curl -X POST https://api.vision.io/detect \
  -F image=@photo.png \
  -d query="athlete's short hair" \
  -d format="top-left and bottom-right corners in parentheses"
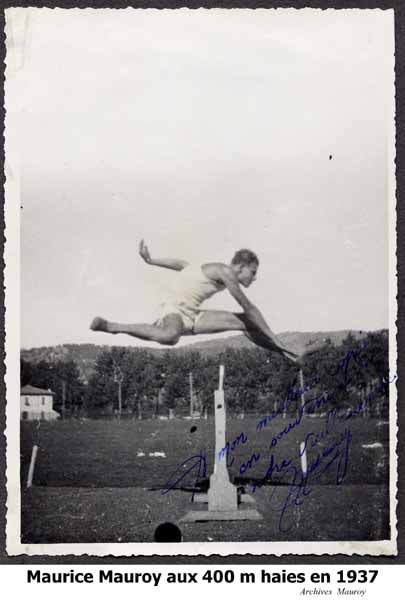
top-left (231, 249), bottom-right (259, 267)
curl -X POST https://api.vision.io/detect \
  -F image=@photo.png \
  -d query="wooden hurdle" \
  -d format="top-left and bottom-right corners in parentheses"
top-left (181, 365), bottom-right (262, 522)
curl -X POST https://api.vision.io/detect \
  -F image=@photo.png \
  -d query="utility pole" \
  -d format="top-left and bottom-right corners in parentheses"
top-left (189, 371), bottom-right (194, 418)
top-left (61, 380), bottom-right (66, 420)
top-left (155, 372), bottom-right (165, 420)
top-left (113, 362), bottom-right (124, 419)
top-left (137, 394), bottom-right (142, 420)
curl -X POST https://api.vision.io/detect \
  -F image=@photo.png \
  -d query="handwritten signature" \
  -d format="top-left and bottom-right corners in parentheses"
top-left (259, 426), bottom-right (352, 532)
top-left (249, 405), bottom-right (352, 531)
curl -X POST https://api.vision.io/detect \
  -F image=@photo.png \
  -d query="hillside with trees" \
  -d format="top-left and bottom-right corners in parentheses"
top-left (20, 330), bottom-right (391, 419)
top-left (21, 329), bottom-right (372, 382)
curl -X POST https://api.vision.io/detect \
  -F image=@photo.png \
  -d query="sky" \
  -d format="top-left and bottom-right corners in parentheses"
top-left (5, 8), bottom-right (395, 349)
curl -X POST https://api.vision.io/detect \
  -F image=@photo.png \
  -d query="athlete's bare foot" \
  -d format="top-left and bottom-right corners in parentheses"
top-left (90, 316), bottom-right (109, 332)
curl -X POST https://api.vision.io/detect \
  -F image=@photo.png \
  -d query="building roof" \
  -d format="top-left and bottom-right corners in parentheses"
top-left (21, 384), bottom-right (55, 396)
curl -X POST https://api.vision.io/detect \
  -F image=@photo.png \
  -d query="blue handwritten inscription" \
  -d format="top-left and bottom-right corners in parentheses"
top-left (162, 344), bottom-right (395, 533)
top-left (218, 431), bottom-right (248, 467)
top-left (251, 400), bottom-right (353, 533)
top-left (162, 451), bottom-right (207, 500)
top-left (256, 374), bottom-right (321, 433)
top-left (239, 451), bottom-right (261, 475)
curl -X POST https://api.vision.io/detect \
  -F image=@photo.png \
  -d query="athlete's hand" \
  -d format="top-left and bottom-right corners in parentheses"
top-left (283, 348), bottom-right (302, 366)
top-left (139, 239), bottom-right (152, 264)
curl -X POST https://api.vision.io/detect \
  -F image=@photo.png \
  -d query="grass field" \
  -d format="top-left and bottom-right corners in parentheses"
top-left (20, 413), bottom-right (390, 544)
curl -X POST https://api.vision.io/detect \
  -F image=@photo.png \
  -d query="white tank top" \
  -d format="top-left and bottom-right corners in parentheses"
top-left (169, 264), bottom-right (225, 310)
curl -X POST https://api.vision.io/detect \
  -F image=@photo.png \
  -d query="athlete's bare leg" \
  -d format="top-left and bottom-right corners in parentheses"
top-left (193, 310), bottom-right (299, 362)
top-left (90, 314), bottom-right (184, 346)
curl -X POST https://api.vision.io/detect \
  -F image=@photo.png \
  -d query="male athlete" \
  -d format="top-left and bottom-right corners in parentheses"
top-left (90, 240), bottom-right (300, 363)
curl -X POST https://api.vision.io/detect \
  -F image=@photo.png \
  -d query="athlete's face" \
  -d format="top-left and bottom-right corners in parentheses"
top-left (238, 262), bottom-right (258, 288)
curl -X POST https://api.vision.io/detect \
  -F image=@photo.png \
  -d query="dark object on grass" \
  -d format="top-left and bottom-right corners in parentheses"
top-left (154, 522), bottom-right (182, 543)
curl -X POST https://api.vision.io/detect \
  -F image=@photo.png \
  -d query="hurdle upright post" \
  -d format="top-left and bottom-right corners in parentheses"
top-left (207, 365), bottom-right (238, 512)
top-left (219, 364), bottom-right (224, 391)
top-left (181, 364), bottom-right (262, 522)
top-left (299, 368), bottom-right (308, 477)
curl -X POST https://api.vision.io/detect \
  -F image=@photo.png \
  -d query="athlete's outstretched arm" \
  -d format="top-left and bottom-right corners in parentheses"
top-left (139, 240), bottom-right (189, 271)
top-left (212, 264), bottom-right (298, 361)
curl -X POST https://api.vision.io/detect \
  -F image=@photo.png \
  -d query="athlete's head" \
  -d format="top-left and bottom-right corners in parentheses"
top-left (231, 249), bottom-right (259, 288)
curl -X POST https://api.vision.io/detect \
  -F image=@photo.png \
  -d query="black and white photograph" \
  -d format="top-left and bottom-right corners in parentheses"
top-left (4, 7), bottom-right (397, 555)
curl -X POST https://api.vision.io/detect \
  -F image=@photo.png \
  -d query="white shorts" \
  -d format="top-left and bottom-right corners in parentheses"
top-left (154, 302), bottom-right (203, 335)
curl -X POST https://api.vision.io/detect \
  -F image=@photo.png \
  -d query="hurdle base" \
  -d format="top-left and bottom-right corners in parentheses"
top-left (192, 492), bottom-right (256, 505)
top-left (180, 508), bottom-right (262, 522)
top-left (181, 492), bottom-right (263, 522)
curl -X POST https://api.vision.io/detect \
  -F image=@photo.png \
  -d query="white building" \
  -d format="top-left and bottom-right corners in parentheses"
top-left (20, 385), bottom-right (59, 421)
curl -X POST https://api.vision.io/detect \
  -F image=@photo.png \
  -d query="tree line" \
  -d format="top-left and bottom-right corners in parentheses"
top-left (20, 331), bottom-right (391, 418)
